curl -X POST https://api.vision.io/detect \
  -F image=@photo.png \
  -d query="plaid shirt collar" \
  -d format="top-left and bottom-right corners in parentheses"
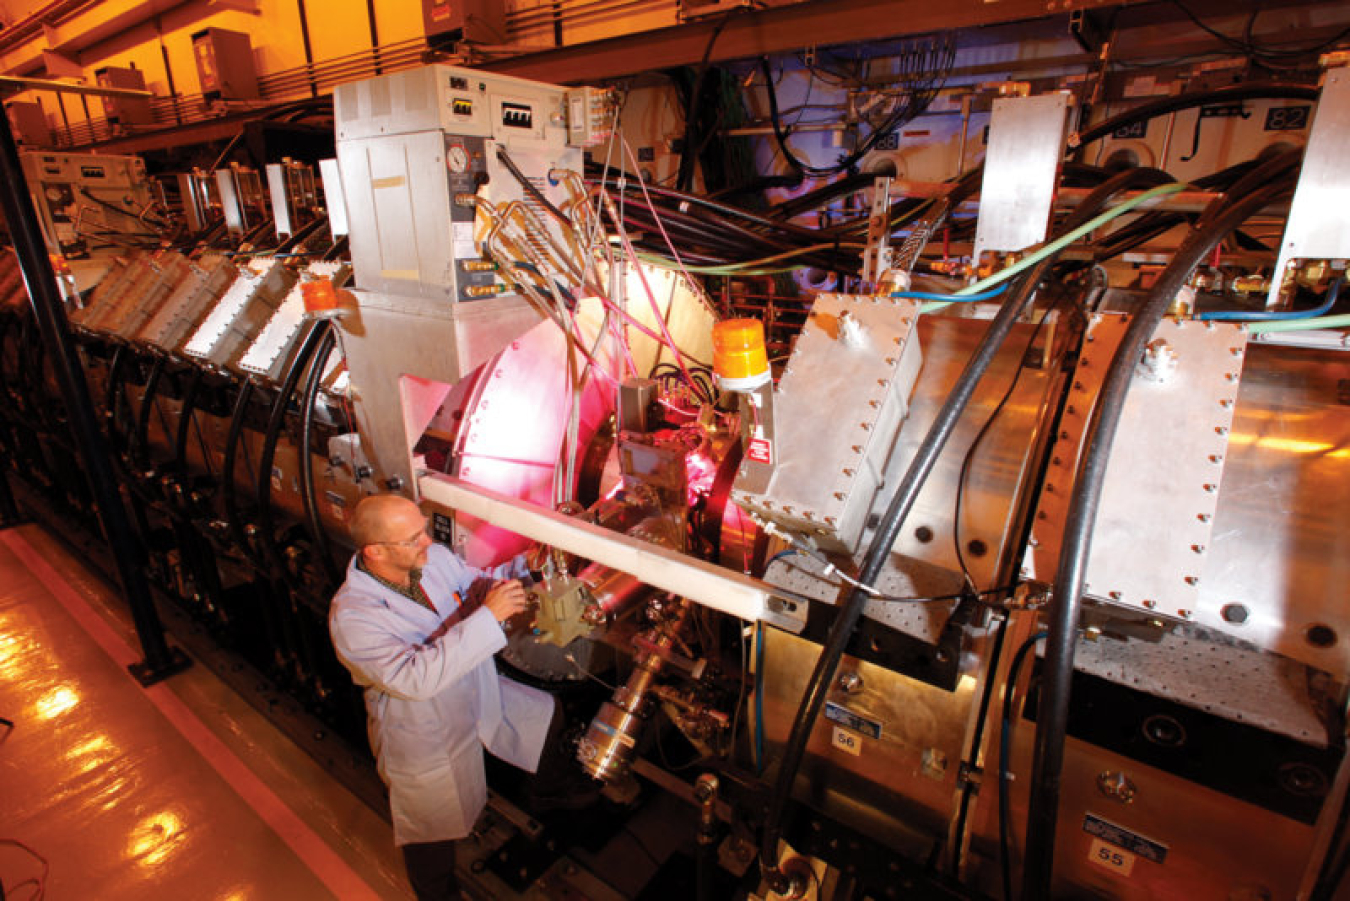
top-left (356, 556), bottom-right (434, 612)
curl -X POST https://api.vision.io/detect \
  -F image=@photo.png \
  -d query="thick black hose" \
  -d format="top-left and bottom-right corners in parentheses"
top-left (758, 165), bottom-right (1167, 891)
top-left (256, 320), bottom-right (329, 578)
top-left (1020, 161), bottom-right (1299, 897)
top-left (173, 365), bottom-right (204, 485)
top-left (298, 326), bottom-right (342, 587)
top-left (999, 630), bottom-right (1048, 901)
top-left (759, 270), bottom-right (1036, 891)
top-left (131, 355), bottom-right (166, 471)
top-left (1074, 82), bottom-right (1319, 150)
top-left (497, 147), bottom-right (571, 226)
top-left (222, 378), bottom-right (258, 561)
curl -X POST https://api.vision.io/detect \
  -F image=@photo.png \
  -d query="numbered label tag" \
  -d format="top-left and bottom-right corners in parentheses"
top-left (831, 727), bottom-right (862, 756)
top-left (1088, 838), bottom-right (1136, 877)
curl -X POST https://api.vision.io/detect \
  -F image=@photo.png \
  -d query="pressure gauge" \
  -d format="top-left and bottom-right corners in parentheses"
top-left (447, 144), bottom-right (470, 174)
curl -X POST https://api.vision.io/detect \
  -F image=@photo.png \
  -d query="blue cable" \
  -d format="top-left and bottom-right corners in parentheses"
top-left (890, 282), bottom-right (1011, 302)
top-left (1198, 278), bottom-right (1342, 321)
top-left (767, 549), bottom-right (797, 565)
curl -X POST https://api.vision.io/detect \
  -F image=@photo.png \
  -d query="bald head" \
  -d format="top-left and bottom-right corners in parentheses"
top-left (349, 494), bottom-right (424, 549)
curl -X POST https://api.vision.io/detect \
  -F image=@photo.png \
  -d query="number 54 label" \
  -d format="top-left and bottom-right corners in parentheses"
top-left (1088, 838), bottom-right (1136, 877)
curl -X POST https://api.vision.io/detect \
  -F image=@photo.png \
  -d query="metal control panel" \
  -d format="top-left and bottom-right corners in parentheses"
top-left (334, 65), bottom-right (587, 301)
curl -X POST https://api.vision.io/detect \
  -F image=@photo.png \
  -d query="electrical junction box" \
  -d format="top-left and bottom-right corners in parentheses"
top-left (18, 151), bottom-right (153, 259)
top-left (191, 28), bottom-right (259, 101)
top-left (95, 65), bottom-right (152, 127)
top-left (423, 0), bottom-right (506, 46)
top-left (731, 294), bottom-right (923, 554)
top-left (6, 101), bottom-right (50, 146)
top-left (334, 65), bottom-right (599, 302)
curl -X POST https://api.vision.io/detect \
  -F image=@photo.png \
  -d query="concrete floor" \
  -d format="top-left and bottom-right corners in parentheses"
top-left (0, 524), bottom-right (411, 900)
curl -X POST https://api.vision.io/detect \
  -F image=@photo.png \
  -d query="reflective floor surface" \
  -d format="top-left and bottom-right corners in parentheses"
top-left (0, 524), bottom-right (411, 900)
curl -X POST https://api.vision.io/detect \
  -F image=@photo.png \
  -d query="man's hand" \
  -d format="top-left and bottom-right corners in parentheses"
top-left (484, 579), bottom-right (531, 623)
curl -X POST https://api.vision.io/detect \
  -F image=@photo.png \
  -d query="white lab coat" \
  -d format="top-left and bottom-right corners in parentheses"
top-left (329, 543), bottom-right (554, 845)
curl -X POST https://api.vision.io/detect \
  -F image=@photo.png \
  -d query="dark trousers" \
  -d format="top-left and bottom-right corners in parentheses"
top-left (402, 839), bottom-right (460, 901)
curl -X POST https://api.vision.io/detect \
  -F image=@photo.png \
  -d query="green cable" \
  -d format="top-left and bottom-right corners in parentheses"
top-left (638, 241), bottom-right (868, 275)
top-left (918, 181), bottom-right (1190, 315)
top-left (1245, 313), bottom-right (1350, 335)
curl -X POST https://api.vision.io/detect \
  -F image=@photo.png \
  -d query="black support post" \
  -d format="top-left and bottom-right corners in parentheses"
top-left (0, 462), bottom-right (20, 527)
top-left (0, 99), bottom-right (189, 685)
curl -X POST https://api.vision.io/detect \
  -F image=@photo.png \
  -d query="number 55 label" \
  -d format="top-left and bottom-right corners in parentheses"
top-left (1088, 838), bottom-right (1136, 877)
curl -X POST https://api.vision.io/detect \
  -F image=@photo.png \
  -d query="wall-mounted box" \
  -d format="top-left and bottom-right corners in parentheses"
top-left (95, 65), bottom-right (152, 126)
top-left (191, 28), bottom-right (259, 101)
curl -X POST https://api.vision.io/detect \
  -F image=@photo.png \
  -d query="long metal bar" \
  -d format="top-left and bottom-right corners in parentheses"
top-left (419, 474), bottom-right (782, 626)
top-left (0, 75), bottom-right (152, 100)
top-left (0, 96), bottom-right (188, 685)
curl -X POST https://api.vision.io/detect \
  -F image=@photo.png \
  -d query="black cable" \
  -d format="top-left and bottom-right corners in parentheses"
top-left (1074, 82), bottom-right (1319, 151)
top-left (757, 161), bottom-right (1169, 891)
top-left (497, 147), bottom-right (570, 226)
top-left (999, 629), bottom-right (1048, 901)
top-left (1021, 156), bottom-right (1300, 899)
top-left (1169, 0), bottom-right (1350, 61)
top-left (759, 39), bottom-right (954, 179)
top-left (952, 165), bottom-right (1172, 588)
top-left (0, 837), bottom-right (48, 900)
top-left (130, 355), bottom-right (165, 471)
top-left (677, 8), bottom-right (741, 193)
top-left (953, 301), bottom-right (1060, 590)
top-left (172, 364), bottom-right (203, 485)
top-left (298, 325), bottom-right (342, 587)
top-left (222, 378), bottom-right (258, 562)
top-left (759, 273), bottom-right (1036, 894)
top-left (256, 320), bottom-right (329, 585)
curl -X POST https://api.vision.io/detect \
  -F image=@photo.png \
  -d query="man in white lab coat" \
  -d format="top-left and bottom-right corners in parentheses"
top-left (329, 494), bottom-right (555, 900)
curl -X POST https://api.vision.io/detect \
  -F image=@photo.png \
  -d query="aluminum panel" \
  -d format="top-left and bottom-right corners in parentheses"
top-left (1267, 67), bottom-right (1350, 309)
top-left (318, 159), bottom-right (348, 238)
top-left (135, 256), bottom-right (237, 353)
top-left (73, 254), bottom-right (144, 329)
top-left (1025, 315), bottom-right (1242, 622)
top-left (1194, 342), bottom-right (1350, 674)
top-left (972, 92), bottom-right (1070, 263)
top-left (731, 293), bottom-right (922, 553)
top-left (339, 130), bottom-right (454, 298)
top-left (238, 262), bottom-right (351, 381)
top-left (103, 253), bottom-right (194, 339)
top-left (182, 258), bottom-right (297, 370)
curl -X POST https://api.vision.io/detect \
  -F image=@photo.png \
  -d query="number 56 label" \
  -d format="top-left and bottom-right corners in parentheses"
top-left (1089, 838), bottom-right (1136, 877)
top-left (831, 727), bottom-right (861, 756)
